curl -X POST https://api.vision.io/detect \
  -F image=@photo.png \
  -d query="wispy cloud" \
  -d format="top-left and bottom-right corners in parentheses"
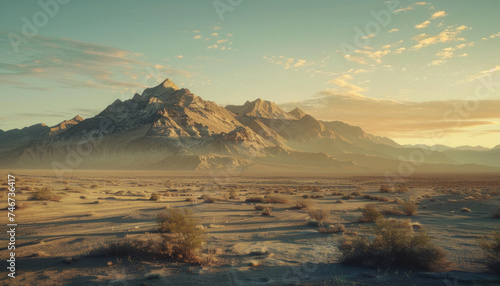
top-left (0, 31), bottom-right (192, 92)
top-left (430, 11), bottom-right (447, 19)
top-left (415, 20), bottom-right (431, 29)
top-left (412, 25), bottom-right (469, 50)
top-left (281, 90), bottom-right (500, 138)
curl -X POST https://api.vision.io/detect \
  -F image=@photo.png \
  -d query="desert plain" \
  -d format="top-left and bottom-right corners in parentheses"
top-left (0, 170), bottom-right (499, 286)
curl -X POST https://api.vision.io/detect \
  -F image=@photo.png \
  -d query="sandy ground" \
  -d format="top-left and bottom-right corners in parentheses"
top-left (0, 170), bottom-right (499, 285)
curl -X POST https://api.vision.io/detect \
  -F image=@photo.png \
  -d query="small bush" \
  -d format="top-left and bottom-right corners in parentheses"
top-left (319, 224), bottom-right (346, 234)
top-left (261, 207), bottom-right (272, 216)
top-left (229, 190), bottom-right (239, 200)
top-left (399, 200), bottom-right (419, 216)
top-left (379, 185), bottom-right (394, 193)
top-left (479, 231), bottom-right (500, 273)
top-left (396, 185), bottom-right (409, 193)
top-left (150, 193), bottom-right (161, 201)
top-left (157, 209), bottom-right (206, 262)
top-left (359, 204), bottom-right (383, 222)
top-left (203, 195), bottom-right (217, 203)
top-left (381, 207), bottom-right (404, 216)
top-left (245, 196), bottom-right (266, 203)
top-left (339, 219), bottom-right (450, 271)
top-left (254, 204), bottom-right (265, 211)
top-left (342, 195), bottom-right (356, 200)
top-left (308, 209), bottom-right (330, 226)
top-left (29, 187), bottom-right (63, 201)
top-left (292, 198), bottom-right (312, 209)
top-left (266, 195), bottom-right (288, 204)
top-left (88, 237), bottom-right (162, 258)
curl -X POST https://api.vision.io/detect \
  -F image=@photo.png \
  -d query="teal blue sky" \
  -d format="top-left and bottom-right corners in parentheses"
top-left (1, 0), bottom-right (499, 147)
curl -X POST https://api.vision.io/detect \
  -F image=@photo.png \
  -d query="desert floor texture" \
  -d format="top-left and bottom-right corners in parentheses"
top-left (0, 170), bottom-right (499, 285)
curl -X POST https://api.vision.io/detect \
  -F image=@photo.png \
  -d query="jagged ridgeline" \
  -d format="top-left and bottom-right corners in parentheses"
top-left (1, 79), bottom-right (499, 172)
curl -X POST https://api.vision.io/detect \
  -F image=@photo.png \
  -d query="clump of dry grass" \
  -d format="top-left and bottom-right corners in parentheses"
top-left (379, 185), bottom-right (394, 193)
top-left (266, 195), bottom-right (288, 204)
top-left (342, 194), bottom-right (356, 200)
top-left (478, 231), bottom-right (500, 273)
top-left (254, 204), bottom-right (264, 211)
top-left (245, 196), bottom-right (266, 203)
top-left (399, 200), bottom-right (419, 216)
top-left (203, 195), bottom-right (217, 203)
top-left (229, 190), bottom-right (239, 200)
top-left (396, 185), bottom-right (409, 193)
top-left (87, 237), bottom-right (162, 259)
top-left (339, 219), bottom-right (450, 271)
top-left (150, 193), bottom-right (161, 201)
top-left (308, 209), bottom-right (330, 226)
top-left (29, 187), bottom-right (63, 202)
top-left (319, 224), bottom-right (346, 234)
top-left (359, 204), bottom-right (383, 223)
top-left (261, 206), bottom-right (273, 216)
top-left (381, 207), bottom-right (404, 216)
top-left (292, 198), bottom-right (312, 209)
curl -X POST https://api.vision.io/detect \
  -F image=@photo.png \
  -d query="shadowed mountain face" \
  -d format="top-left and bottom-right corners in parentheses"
top-left (1, 79), bottom-right (499, 172)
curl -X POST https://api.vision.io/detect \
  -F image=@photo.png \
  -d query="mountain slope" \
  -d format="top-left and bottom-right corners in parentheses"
top-left (0, 78), bottom-right (497, 172)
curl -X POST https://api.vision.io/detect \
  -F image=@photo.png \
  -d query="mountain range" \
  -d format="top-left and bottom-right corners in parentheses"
top-left (1, 79), bottom-right (499, 174)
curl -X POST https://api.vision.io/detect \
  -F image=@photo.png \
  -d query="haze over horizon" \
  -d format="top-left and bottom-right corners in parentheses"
top-left (1, 0), bottom-right (499, 148)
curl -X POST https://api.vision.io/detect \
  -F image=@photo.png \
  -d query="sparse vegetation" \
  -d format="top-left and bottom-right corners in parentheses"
top-left (157, 209), bottom-right (206, 262)
top-left (150, 193), bottom-right (161, 201)
top-left (261, 206), bottom-right (273, 216)
top-left (479, 231), bottom-right (500, 273)
top-left (245, 196), bottom-right (266, 203)
top-left (339, 218), bottom-right (450, 271)
top-left (308, 209), bottom-right (330, 226)
top-left (319, 224), bottom-right (346, 234)
top-left (399, 200), bottom-right (419, 216)
top-left (29, 187), bottom-right (63, 202)
top-left (379, 185), bottom-right (394, 193)
top-left (254, 204), bottom-right (265, 211)
top-left (292, 198), bottom-right (312, 209)
top-left (359, 204), bottom-right (383, 222)
top-left (203, 195), bottom-right (217, 203)
top-left (266, 195), bottom-right (288, 204)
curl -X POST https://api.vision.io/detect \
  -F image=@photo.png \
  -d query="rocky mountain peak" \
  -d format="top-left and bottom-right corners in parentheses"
top-left (226, 98), bottom-right (295, 120)
top-left (289, 107), bottom-right (307, 119)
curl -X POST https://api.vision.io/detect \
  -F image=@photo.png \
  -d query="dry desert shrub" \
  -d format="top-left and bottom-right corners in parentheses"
top-left (261, 206), bottom-right (273, 216)
top-left (339, 218), bottom-right (450, 271)
top-left (359, 204), bottom-right (383, 223)
top-left (150, 193), bottom-right (161, 201)
top-left (203, 195), bottom-right (217, 203)
top-left (229, 190), bottom-right (239, 200)
top-left (292, 198), bottom-right (312, 209)
top-left (479, 231), bottom-right (500, 273)
top-left (245, 196), bottom-right (266, 203)
top-left (88, 236), bottom-right (162, 259)
top-left (379, 185), bottom-right (394, 193)
top-left (29, 187), bottom-right (63, 202)
top-left (399, 200), bottom-right (419, 216)
top-left (266, 195), bottom-right (288, 204)
top-left (308, 209), bottom-right (330, 226)
top-left (157, 209), bottom-right (206, 262)
top-left (396, 185), bottom-right (409, 193)
top-left (319, 224), bottom-right (346, 234)
top-left (254, 204), bottom-right (265, 211)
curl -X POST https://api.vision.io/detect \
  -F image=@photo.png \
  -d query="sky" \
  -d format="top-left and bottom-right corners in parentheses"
top-left (1, 0), bottom-right (499, 147)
